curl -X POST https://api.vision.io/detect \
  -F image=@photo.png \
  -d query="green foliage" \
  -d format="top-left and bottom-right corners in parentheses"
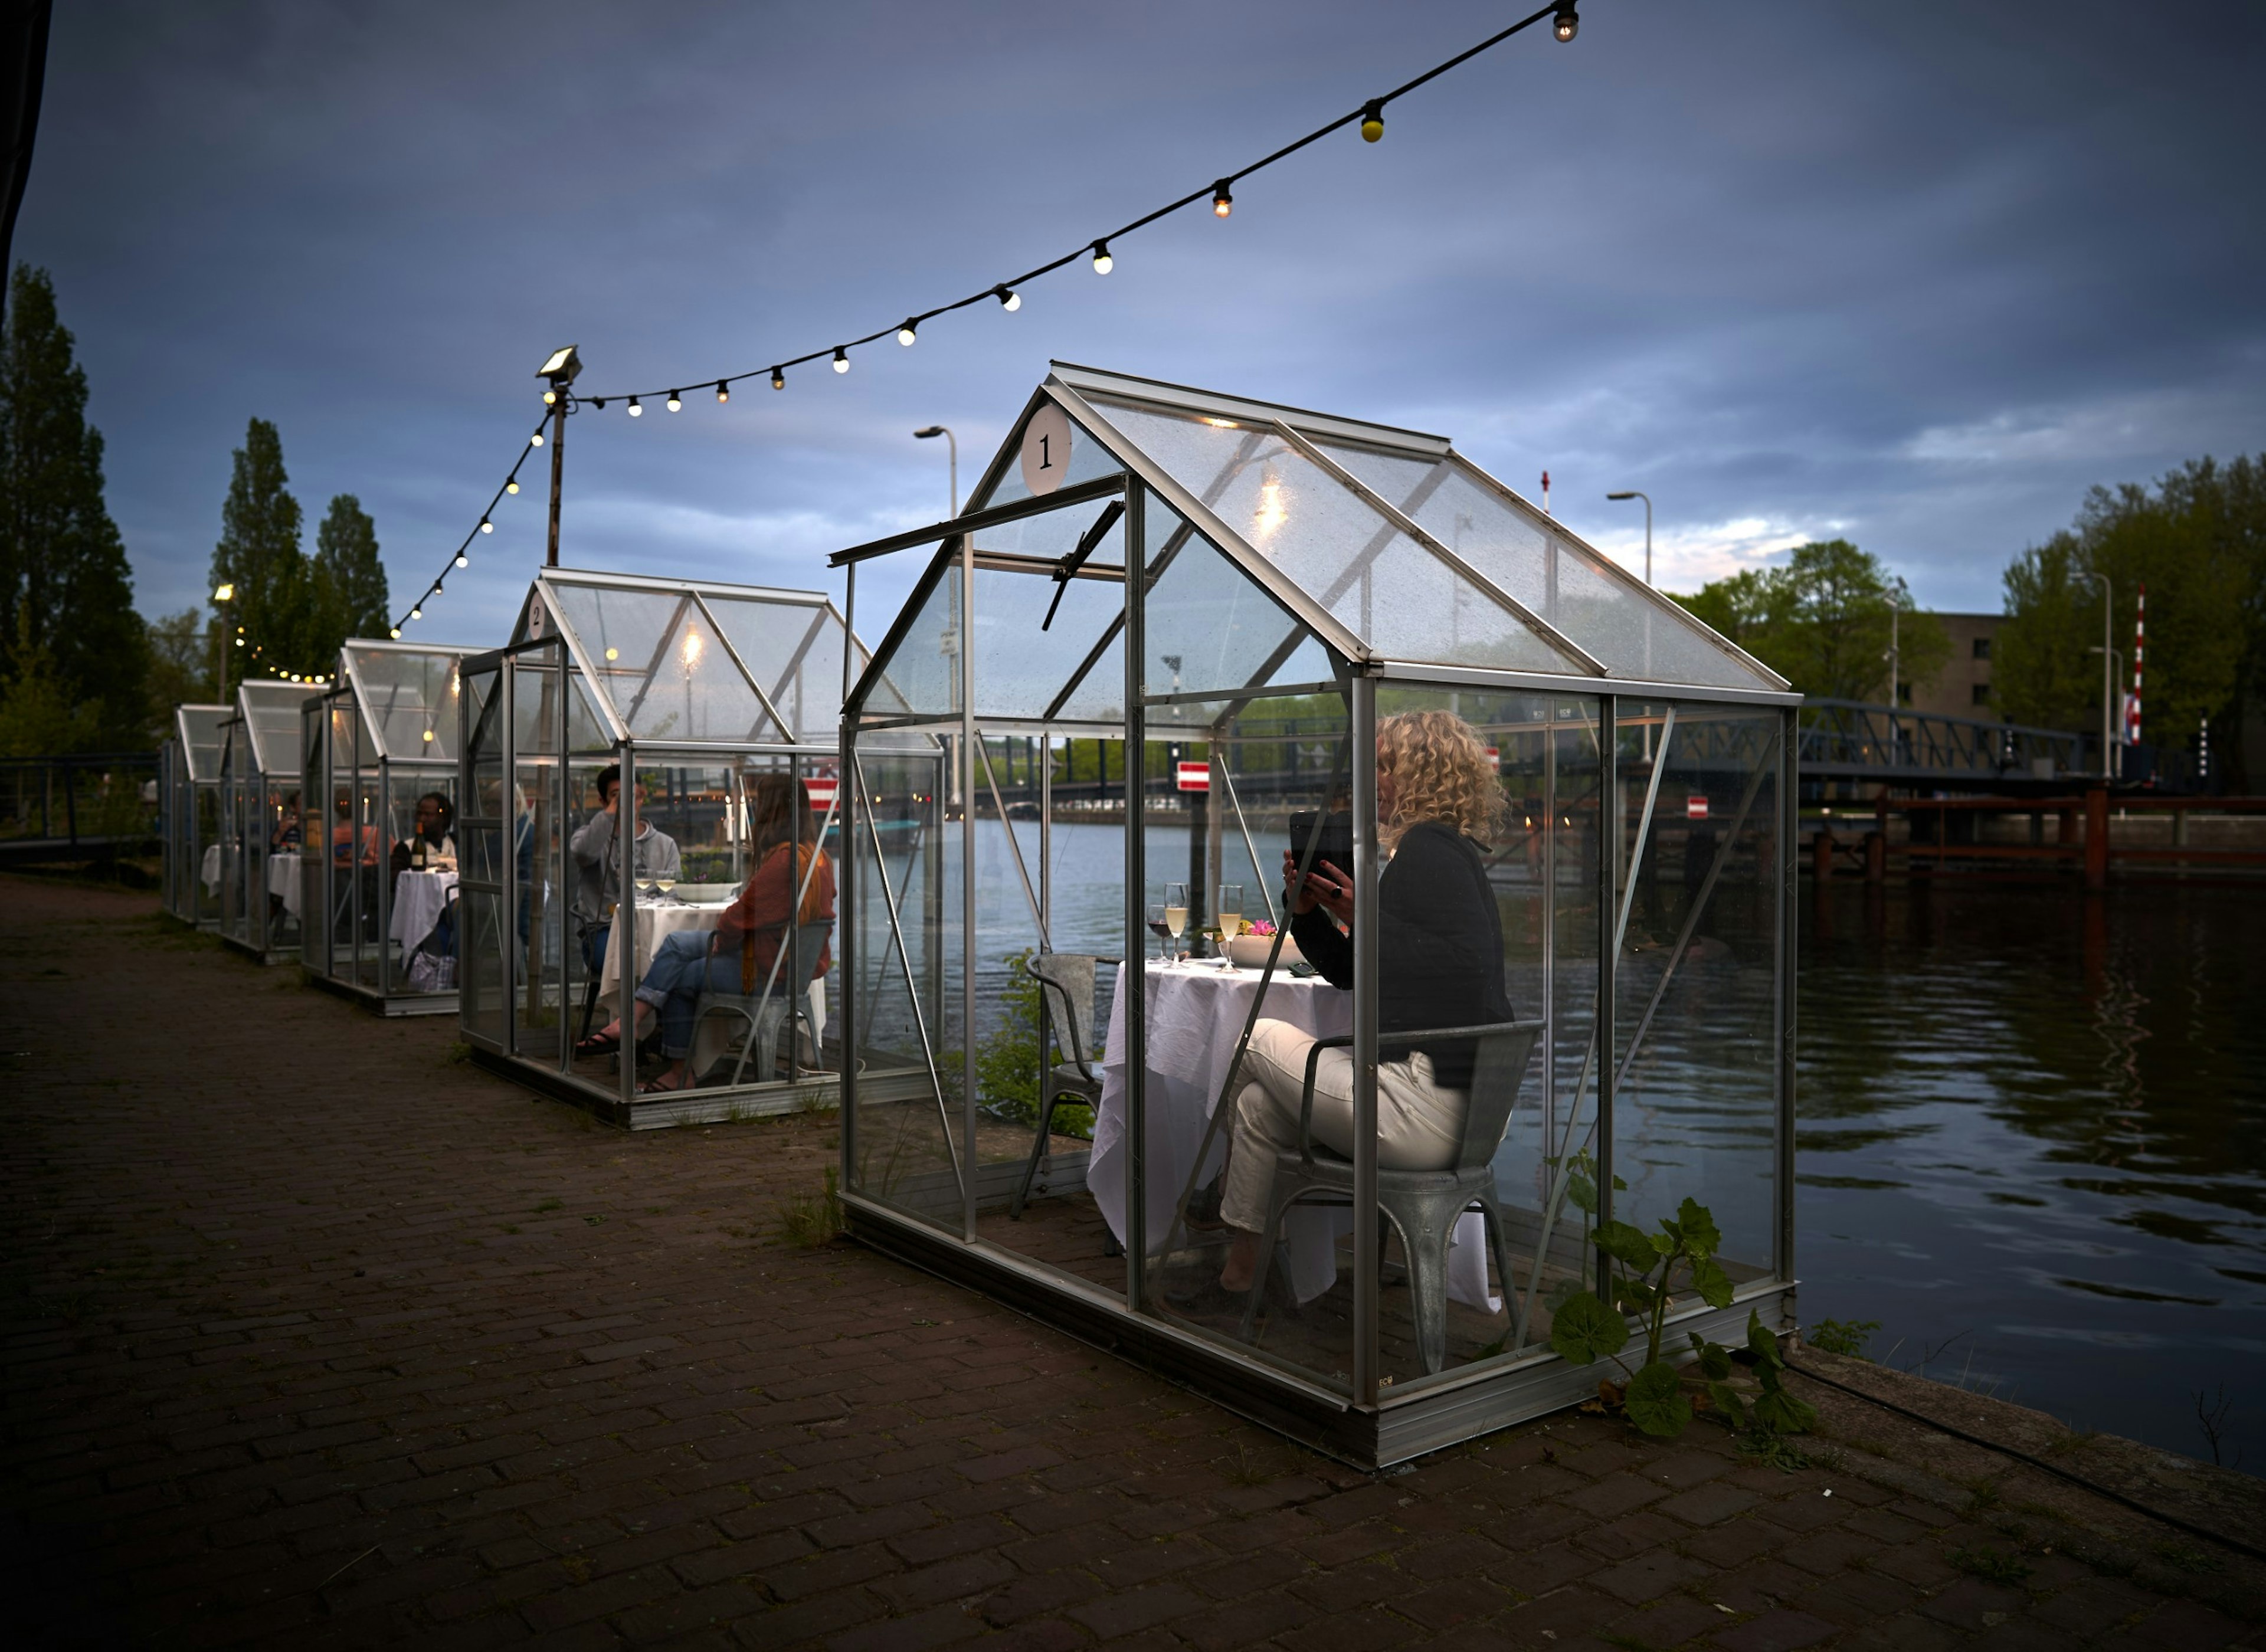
top-left (1949, 1546), bottom-right (2033, 1585)
top-left (1806, 1317), bottom-right (1881, 1359)
top-left (1670, 540), bottom-right (1949, 704)
top-left (211, 417), bottom-right (316, 677)
top-left (1548, 1191), bottom-right (1814, 1444)
top-left (0, 264), bottom-right (147, 748)
top-left (776, 1166), bottom-right (842, 1248)
top-left (310, 494), bottom-right (389, 656)
top-left (971, 949), bottom-right (1093, 1138)
top-left (1995, 457), bottom-right (2264, 753)
top-left (142, 607), bottom-right (214, 726)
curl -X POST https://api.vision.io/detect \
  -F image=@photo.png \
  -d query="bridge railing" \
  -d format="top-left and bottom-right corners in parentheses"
top-left (0, 750), bottom-right (161, 858)
top-left (1797, 700), bottom-right (2085, 780)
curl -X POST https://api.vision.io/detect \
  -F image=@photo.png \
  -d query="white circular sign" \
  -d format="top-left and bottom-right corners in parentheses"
top-left (1020, 404), bottom-right (1073, 497)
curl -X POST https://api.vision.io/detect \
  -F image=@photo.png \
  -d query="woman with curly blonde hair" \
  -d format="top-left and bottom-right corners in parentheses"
top-left (1217, 710), bottom-right (1514, 1294)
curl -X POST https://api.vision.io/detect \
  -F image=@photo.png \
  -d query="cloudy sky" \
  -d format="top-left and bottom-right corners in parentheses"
top-left (16, 0), bottom-right (2264, 656)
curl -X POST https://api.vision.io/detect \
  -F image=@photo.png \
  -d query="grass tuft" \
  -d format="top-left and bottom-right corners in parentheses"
top-left (776, 1167), bottom-right (842, 1249)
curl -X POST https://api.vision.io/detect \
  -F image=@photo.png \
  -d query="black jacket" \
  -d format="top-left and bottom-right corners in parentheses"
top-left (1289, 820), bottom-right (1513, 1089)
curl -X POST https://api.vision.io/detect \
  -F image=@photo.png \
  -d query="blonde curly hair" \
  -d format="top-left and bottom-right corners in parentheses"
top-left (1377, 710), bottom-right (1504, 850)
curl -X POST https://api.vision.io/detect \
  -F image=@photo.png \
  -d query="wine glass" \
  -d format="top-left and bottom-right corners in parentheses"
top-left (1215, 883), bottom-right (1243, 946)
top-left (1145, 903), bottom-right (1171, 963)
top-left (1163, 883), bottom-right (1190, 961)
top-left (654, 875), bottom-right (676, 903)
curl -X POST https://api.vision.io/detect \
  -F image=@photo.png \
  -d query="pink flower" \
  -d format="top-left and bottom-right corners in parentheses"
top-left (1248, 920), bottom-right (1276, 936)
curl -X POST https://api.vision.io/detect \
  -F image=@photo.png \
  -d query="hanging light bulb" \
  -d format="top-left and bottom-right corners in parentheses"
top-left (542, 387), bottom-right (556, 405)
top-left (479, 517), bottom-right (493, 534)
top-left (506, 479), bottom-right (520, 494)
top-left (456, 552), bottom-right (469, 568)
top-left (898, 320), bottom-right (918, 346)
top-left (627, 396), bottom-right (642, 417)
top-left (234, 637), bottom-right (244, 648)
top-left (1213, 179), bottom-right (1233, 218)
top-left (530, 431), bottom-right (543, 447)
top-left (995, 284), bottom-right (1021, 312)
top-left (592, 398), bottom-right (606, 411)
top-left (1553, 4), bottom-right (1578, 41)
top-left (1360, 100), bottom-right (1384, 142)
top-left (770, 366), bottom-right (785, 391)
top-left (715, 381), bottom-right (729, 404)
top-left (434, 579), bottom-right (444, 595)
top-left (410, 605), bottom-right (423, 621)
top-left (666, 389), bottom-right (682, 411)
top-left (833, 348), bottom-right (849, 373)
top-left (389, 627), bottom-right (401, 638)
top-left (1091, 240), bottom-right (1113, 274)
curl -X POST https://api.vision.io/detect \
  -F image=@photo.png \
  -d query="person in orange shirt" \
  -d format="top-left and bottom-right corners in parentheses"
top-left (575, 774), bottom-right (833, 1093)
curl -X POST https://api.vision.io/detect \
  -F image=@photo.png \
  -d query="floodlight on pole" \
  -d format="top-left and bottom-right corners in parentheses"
top-left (914, 425), bottom-right (958, 516)
top-left (1605, 490), bottom-right (1652, 585)
top-left (535, 346), bottom-right (581, 567)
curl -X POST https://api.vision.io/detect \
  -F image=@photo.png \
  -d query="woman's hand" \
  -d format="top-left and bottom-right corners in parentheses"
top-left (1282, 851), bottom-right (1355, 927)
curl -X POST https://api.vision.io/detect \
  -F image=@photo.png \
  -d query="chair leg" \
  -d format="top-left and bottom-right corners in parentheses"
top-left (1477, 1194), bottom-right (1520, 1323)
top-left (578, 969), bottom-right (601, 1043)
top-left (1010, 1094), bottom-right (1058, 1220)
top-left (1237, 1191), bottom-right (1292, 1342)
top-left (1397, 1203), bottom-right (1452, 1376)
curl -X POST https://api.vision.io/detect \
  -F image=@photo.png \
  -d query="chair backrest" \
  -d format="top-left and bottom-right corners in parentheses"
top-left (785, 920), bottom-right (833, 987)
top-left (1455, 1018), bottom-right (1547, 1172)
top-left (1026, 952), bottom-right (1101, 1073)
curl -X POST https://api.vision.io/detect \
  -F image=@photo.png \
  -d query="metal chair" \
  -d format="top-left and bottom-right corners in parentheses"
top-left (1009, 953), bottom-right (1116, 1220)
top-left (689, 922), bottom-right (833, 1088)
top-left (1238, 1018), bottom-right (1544, 1375)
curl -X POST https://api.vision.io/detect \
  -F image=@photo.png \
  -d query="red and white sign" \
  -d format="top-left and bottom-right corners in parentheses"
top-left (802, 776), bottom-right (839, 811)
top-left (1686, 795), bottom-right (1710, 821)
top-left (1174, 761), bottom-right (1211, 793)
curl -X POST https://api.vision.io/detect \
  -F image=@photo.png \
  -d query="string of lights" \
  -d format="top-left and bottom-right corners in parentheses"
top-left (388, 1), bottom-right (1582, 637)
top-left (229, 622), bottom-right (333, 687)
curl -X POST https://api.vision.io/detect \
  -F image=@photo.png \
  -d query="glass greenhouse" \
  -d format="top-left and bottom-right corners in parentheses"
top-left (834, 365), bottom-right (1799, 1466)
top-left (302, 640), bottom-right (474, 1015)
top-left (456, 569), bottom-right (864, 1129)
top-left (217, 680), bottom-right (317, 963)
top-left (162, 703), bottom-right (231, 929)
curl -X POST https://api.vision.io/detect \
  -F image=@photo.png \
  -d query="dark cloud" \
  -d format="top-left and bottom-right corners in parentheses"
top-left (17, 0), bottom-right (2264, 644)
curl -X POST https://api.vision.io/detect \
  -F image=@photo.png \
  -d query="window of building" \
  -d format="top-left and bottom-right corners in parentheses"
top-left (1973, 637), bottom-right (1992, 661)
top-left (1972, 682), bottom-right (1993, 706)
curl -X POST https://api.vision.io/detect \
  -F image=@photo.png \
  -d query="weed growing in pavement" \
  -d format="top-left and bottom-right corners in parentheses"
top-left (1736, 1429), bottom-right (1811, 1473)
top-left (776, 1166), bottom-right (841, 1248)
top-left (533, 1198), bottom-right (562, 1214)
top-left (2152, 1541), bottom-right (2225, 1575)
top-left (1963, 1475), bottom-right (2004, 1513)
top-left (1950, 1545), bottom-right (2033, 1585)
top-left (1805, 1317), bottom-right (1881, 1359)
top-left (443, 1039), bottom-right (473, 1065)
top-left (1223, 1443), bottom-right (1278, 1487)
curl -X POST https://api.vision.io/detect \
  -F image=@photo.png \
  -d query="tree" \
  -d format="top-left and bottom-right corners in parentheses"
top-left (309, 493), bottom-right (388, 660)
top-left (209, 417), bottom-right (312, 677)
top-left (0, 612), bottom-right (101, 756)
top-left (1995, 458), bottom-right (2262, 755)
top-left (0, 264), bottom-right (146, 748)
top-left (1669, 540), bottom-right (1949, 704)
top-left (143, 605), bottom-right (213, 724)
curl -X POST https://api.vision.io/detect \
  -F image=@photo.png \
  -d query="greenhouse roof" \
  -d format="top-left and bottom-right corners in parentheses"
top-left (839, 365), bottom-right (1787, 716)
top-left (174, 704), bottom-right (230, 782)
top-left (228, 680), bottom-right (310, 775)
top-left (512, 569), bottom-right (862, 748)
top-left (339, 638), bottom-right (476, 764)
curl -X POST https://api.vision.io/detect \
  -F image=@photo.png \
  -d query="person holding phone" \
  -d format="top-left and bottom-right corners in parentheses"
top-left (1216, 710), bottom-right (1512, 1294)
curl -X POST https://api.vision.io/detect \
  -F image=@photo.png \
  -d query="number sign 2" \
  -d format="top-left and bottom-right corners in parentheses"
top-left (1020, 404), bottom-right (1073, 497)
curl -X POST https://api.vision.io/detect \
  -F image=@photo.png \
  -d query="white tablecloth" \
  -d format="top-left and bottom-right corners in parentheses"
top-left (596, 899), bottom-right (829, 1070)
top-left (199, 844), bottom-right (220, 893)
top-left (267, 850), bottom-right (302, 919)
top-left (391, 868), bottom-right (458, 948)
top-left (1092, 961), bottom-right (1494, 1310)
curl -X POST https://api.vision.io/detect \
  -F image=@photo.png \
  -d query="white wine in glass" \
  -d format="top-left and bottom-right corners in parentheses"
top-left (654, 876), bottom-right (676, 901)
top-left (1163, 883), bottom-right (1189, 960)
top-left (1216, 883), bottom-right (1243, 940)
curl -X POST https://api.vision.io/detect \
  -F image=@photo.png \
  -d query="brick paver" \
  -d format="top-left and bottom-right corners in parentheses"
top-left (4, 876), bottom-right (2263, 1647)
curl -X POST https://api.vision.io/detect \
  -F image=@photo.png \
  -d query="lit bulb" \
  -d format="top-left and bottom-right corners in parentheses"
top-left (771, 366), bottom-right (785, 391)
top-left (833, 348), bottom-right (849, 373)
top-left (605, 647), bottom-right (619, 662)
top-left (898, 320), bottom-right (918, 346)
top-left (434, 579), bottom-right (444, 594)
top-left (530, 431), bottom-right (543, 447)
top-left (456, 553), bottom-right (469, 568)
top-left (996, 284), bottom-right (1020, 312)
top-left (628, 396), bottom-right (643, 417)
top-left (411, 605), bottom-right (423, 620)
top-left (234, 637), bottom-right (244, 648)
top-left (542, 387), bottom-right (556, 405)
top-left (1553, 4), bottom-right (1577, 41)
top-left (422, 729), bottom-right (434, 743)
top-left (666, 389), bottom-right (682, 411)
top-left (1091, 240), bottom-right (1112, 274)
top-left (506, 479), bottom-right (519, 494)
top-left (715, 381), bottom-right (729, 404)
top-left (479, 518), bottom-right (493, 534)
top-left (1360, 100), bottom-right (1384, 142)
top-left (1213, 179), bottom-right (1232, 218)
top-left (389, 627), bottom-right (401, 638)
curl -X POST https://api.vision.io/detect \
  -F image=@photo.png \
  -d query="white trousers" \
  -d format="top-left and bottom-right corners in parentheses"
top-left (1220, 1017), bottom-right (1467, 1233)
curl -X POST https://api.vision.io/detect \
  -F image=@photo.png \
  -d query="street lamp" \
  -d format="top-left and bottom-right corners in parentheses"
top-left (212, 584), bottom-right (234, 700)
top-left (2089, 644), bottom-right (2126, 782)
top-left (913, 426), bottom-right (957, 516)
top-left (536, 346), bottom-right (582, 566)
top-left (1605, 490), bottom-right (1652, 585)
top-left (2088, 574), bottom-right (2114, 778)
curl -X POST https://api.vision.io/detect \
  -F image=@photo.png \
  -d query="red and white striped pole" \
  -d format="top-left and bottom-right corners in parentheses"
top-left (2127, 584), bottom-right (2145, 748)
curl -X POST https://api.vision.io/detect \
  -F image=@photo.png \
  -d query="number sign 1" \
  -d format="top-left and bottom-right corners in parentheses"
top-left (1020, 404), bottom-right (1073, 497)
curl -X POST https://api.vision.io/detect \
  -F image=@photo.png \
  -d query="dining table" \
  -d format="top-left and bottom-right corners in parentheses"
top-left (1089, 958), bottom-right (1498, 1310)
top-left (266, 849), bottom-right (302, 919)
top-left (390, 866), bottom-right (458, 950)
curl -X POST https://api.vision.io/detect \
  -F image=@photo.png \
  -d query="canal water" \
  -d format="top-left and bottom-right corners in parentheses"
top-left (930, 820), bottom-right (2264, 1470)
top-left (1802, 877), bottom-right (2264, 1473)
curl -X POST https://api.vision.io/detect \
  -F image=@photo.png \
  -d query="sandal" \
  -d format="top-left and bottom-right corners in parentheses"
top-left (573, 1031), bottom-right (621, 1058)
top-left (638, 1071), bottom-right (698, 1094)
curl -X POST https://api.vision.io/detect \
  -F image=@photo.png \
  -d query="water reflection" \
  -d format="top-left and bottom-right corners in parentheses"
top-left (1802, 879), bottom-right (2266, 1470)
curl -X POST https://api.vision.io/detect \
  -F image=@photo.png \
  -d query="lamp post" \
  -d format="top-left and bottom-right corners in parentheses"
top-left (536, 346), bottom-right (582, 566)
top-left (1604, 490), bottom-right (1652, 585)
top-left (2089, 575), bottom-right (2114, 778)
top-left (212, 584), bottom-right (234, 701)
top-left (914, 425), bottom-right (958, 516)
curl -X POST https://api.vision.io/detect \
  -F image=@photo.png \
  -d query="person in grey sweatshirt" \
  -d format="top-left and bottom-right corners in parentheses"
top-left (571, 764), bottom-right (681, 975)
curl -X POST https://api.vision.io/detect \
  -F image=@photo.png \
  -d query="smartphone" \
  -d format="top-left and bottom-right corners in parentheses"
top-left (1284, 809), bottom-right (1354, 880)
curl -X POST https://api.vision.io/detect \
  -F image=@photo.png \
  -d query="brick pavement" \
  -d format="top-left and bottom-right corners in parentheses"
top-left (3, 875), bottom-right (2261, 1649)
